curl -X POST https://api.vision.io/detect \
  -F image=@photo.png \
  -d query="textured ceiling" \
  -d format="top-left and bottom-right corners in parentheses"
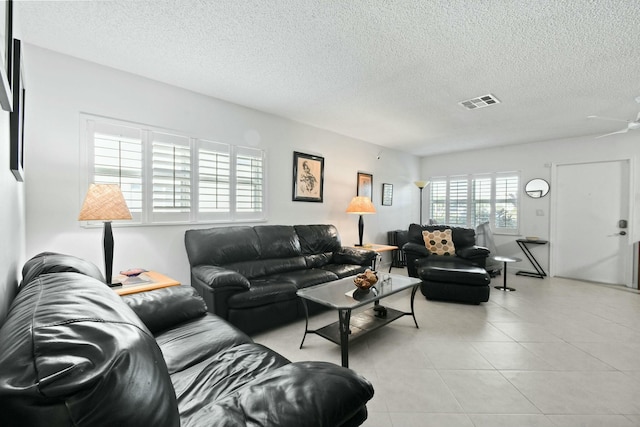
top-left (14, 0), bottom-right (640, 156)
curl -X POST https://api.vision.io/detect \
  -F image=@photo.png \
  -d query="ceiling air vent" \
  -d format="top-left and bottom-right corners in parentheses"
top-left (459, 94), bottom-right (500, 110)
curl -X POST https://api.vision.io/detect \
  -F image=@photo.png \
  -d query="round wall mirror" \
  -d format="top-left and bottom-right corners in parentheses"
top-left (525, 179), bottom-right (550, 198)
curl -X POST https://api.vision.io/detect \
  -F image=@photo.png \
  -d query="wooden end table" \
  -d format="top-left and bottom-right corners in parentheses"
top-left (112, 271), bottom-right (180, 296)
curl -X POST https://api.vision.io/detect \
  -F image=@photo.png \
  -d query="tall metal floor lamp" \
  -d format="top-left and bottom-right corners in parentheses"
top-left (414, 181), bottom-right (429, 224)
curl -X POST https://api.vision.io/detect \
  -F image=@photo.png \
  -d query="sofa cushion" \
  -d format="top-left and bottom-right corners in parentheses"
top-left (269, 268), bottom-right (339, 289)
top-left (227, 256), bottom-right (308, 279)
top-left (321, 263), bottom-right (369, 278)
top-left (156, 314), bottom-right (253, 374)
top-left (423, 229), bottom-right (456, 256)
top-left (227, 280), bottom-right (299, 309)
top-left (185, 226), bottom-right (260, 266)
top-left (294, 224), bottom-right (342, 254)
top-left (0, 272), bottom-right (180, 427)
top-left (255, 225), bottom-right (302, 258)
top-left (170, 343), bottom-right (290, 406)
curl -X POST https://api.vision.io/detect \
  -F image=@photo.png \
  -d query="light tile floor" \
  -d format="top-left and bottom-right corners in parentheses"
top-left (253, 268), bottom-right (640, 427)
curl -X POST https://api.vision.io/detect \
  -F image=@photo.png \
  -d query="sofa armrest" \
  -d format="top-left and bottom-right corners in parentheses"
top-left (192, 265), bottom-right (250, 290)
top-left (457, 245), bottom-right (490, 260)
top-left (210, 361), bottom-right (374, 427)
top-left (402, 242), bottom-right (431, 278)
top-left (402, 242), bottom-right (430, 257)
top-left (122, 286), bottom-right (207, 334)
top-left (333, 247), bottom-right (377, 266)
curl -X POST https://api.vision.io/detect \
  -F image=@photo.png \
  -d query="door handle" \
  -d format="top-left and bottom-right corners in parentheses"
top-left (608, 231), bottom-right (628, 236)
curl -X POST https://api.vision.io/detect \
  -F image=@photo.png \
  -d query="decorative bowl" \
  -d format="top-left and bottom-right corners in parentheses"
top-left (353, 269), bottom-right (378, 291)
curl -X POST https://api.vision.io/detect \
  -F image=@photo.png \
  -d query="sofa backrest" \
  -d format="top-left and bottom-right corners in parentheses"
top-left (0, 269), bottom-right (180, 427)
top-left (20, 251), bottom-right (105, 287)
top-left (408, 223), bottom-right (477, 248)
top-left (185, 224), bottom-right (343, 278)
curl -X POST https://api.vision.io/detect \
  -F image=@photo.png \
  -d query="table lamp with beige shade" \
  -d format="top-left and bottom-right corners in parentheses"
top-left (78, 184), bottom-right (132, 286)
top-left (346, 196), bottom-right (376, 247)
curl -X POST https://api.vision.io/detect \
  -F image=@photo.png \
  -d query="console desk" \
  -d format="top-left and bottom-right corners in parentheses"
top-left (515, 239), bottom-right (548, 279)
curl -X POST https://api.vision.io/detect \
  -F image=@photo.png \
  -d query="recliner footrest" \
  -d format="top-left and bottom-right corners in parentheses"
top-left (418, 260), bottom-right (490, 286)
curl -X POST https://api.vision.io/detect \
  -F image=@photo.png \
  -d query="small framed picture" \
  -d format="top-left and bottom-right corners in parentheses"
top-left (382, 183), bottom-right (393, 206)
top-left (357, 172), bottom-right (373, 201)
top-left (292, 151), bottom-right (324, 202)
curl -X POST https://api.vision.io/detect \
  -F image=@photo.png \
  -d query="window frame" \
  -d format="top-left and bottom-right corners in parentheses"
top-left (427, 172), bottom-right (520, 234)
top-left (80, 114), bottom-right (267, 226)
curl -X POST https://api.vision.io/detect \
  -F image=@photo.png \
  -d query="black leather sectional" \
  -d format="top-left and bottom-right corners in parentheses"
top-left (0, 252), bottom-right (374, 426)
top-left (185, 224), bottom-right (377, 335)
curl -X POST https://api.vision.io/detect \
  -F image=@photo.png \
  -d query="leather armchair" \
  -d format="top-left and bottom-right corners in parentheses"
top-left (403, 223), bottom-right (490, 278)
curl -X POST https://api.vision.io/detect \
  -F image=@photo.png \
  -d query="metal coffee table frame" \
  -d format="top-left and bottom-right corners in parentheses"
top-left (297, 274), bottom-right (421, 368)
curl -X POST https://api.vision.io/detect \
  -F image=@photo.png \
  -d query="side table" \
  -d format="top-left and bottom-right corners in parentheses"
top-left (515, 239), bottom-right (548, 278)
top-left (493, 256), bottom-right (522, 292)
top-left (112, 271), bottom-right (180, 296)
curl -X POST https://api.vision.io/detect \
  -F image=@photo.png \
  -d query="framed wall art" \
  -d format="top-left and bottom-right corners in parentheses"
top-left (382, 183), bottom-right (393, 206)
top-left (0, 0), bottom-right (12, 112)
top-left (10, 38), bottom-right (23, 181)
top-left (356, 172), bottom-right (373, 201)
top-left (292, 151), bottom-right (324, 202)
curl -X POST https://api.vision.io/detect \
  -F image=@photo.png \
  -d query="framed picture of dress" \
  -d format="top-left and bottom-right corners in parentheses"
top-left (0, 0), bottom-right (13, 112)
top-left (292, 151), bottom-right (324, 202)
top-left (357, 172), bottom-right (373, 201)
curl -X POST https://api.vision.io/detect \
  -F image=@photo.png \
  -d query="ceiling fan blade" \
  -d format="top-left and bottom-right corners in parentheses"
top-left (588, 115), bottom-right (630, 123)
top-left (595, 128), bottom-right (629, 139)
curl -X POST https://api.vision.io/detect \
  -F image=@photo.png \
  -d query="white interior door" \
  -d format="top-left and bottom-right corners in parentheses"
top-left (553, 160), bottom-right (631, 286)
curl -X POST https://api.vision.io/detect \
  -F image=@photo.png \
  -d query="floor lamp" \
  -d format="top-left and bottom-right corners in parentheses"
top-left (414, 181), bottom-right (429, 224)
top-left (78, 184), bottom-right (132, 286)
top-left (346, 196), bottom-right (376, 246)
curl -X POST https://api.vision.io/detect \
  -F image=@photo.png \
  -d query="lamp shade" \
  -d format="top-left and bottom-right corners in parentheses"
top-left (414, 180), bottom-right (429, 189)
top-left (78, 184), bottom-right (132, 221)
top-left (346, 196), bottom-right (376, 214)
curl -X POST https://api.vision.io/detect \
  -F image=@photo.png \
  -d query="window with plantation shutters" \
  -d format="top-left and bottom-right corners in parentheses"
top-left (495, 174), bottom-right (519, 231)
top-left (448, 177), bottom-right (468, 226)
top-left (88, 120), bottom-right (144, 221)
top-left (235, 147), bottom-right (264, 214)
top-left (82, 115), bottom-right (266, 225)
top-left (151, 132), bottom-right (191, 222)
top-left (197, 140), bottom-right (231, 216)
top-left (427, 172), bottom-right (519, 233)
top-left (429, 180), bottom-right (447, 224)
top-left (471, 176), bottom-right (492, 226)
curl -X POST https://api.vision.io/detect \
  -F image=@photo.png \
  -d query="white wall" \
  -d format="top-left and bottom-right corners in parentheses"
top-left (23, 45), bottom-right (420, 286)
top-left (421, 134), bottom-right (640, 279)
top-left (0, 84), bottom-right (26, 322)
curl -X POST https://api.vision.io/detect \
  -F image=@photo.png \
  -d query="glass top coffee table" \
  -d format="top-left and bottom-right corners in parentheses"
top-left (296, 274), bottom-right (422, 368)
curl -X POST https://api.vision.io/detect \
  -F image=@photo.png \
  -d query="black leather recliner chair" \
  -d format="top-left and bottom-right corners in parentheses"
top-left (403, 223), bottom-right (491, 304)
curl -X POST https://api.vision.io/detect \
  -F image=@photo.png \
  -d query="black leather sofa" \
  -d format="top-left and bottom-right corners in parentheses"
top-left (403, 224), bottom-right (491, 304)
top-left (0, 252), bottom-right (374, 427)
top-left (185, 224), bottom-right (376, 335)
